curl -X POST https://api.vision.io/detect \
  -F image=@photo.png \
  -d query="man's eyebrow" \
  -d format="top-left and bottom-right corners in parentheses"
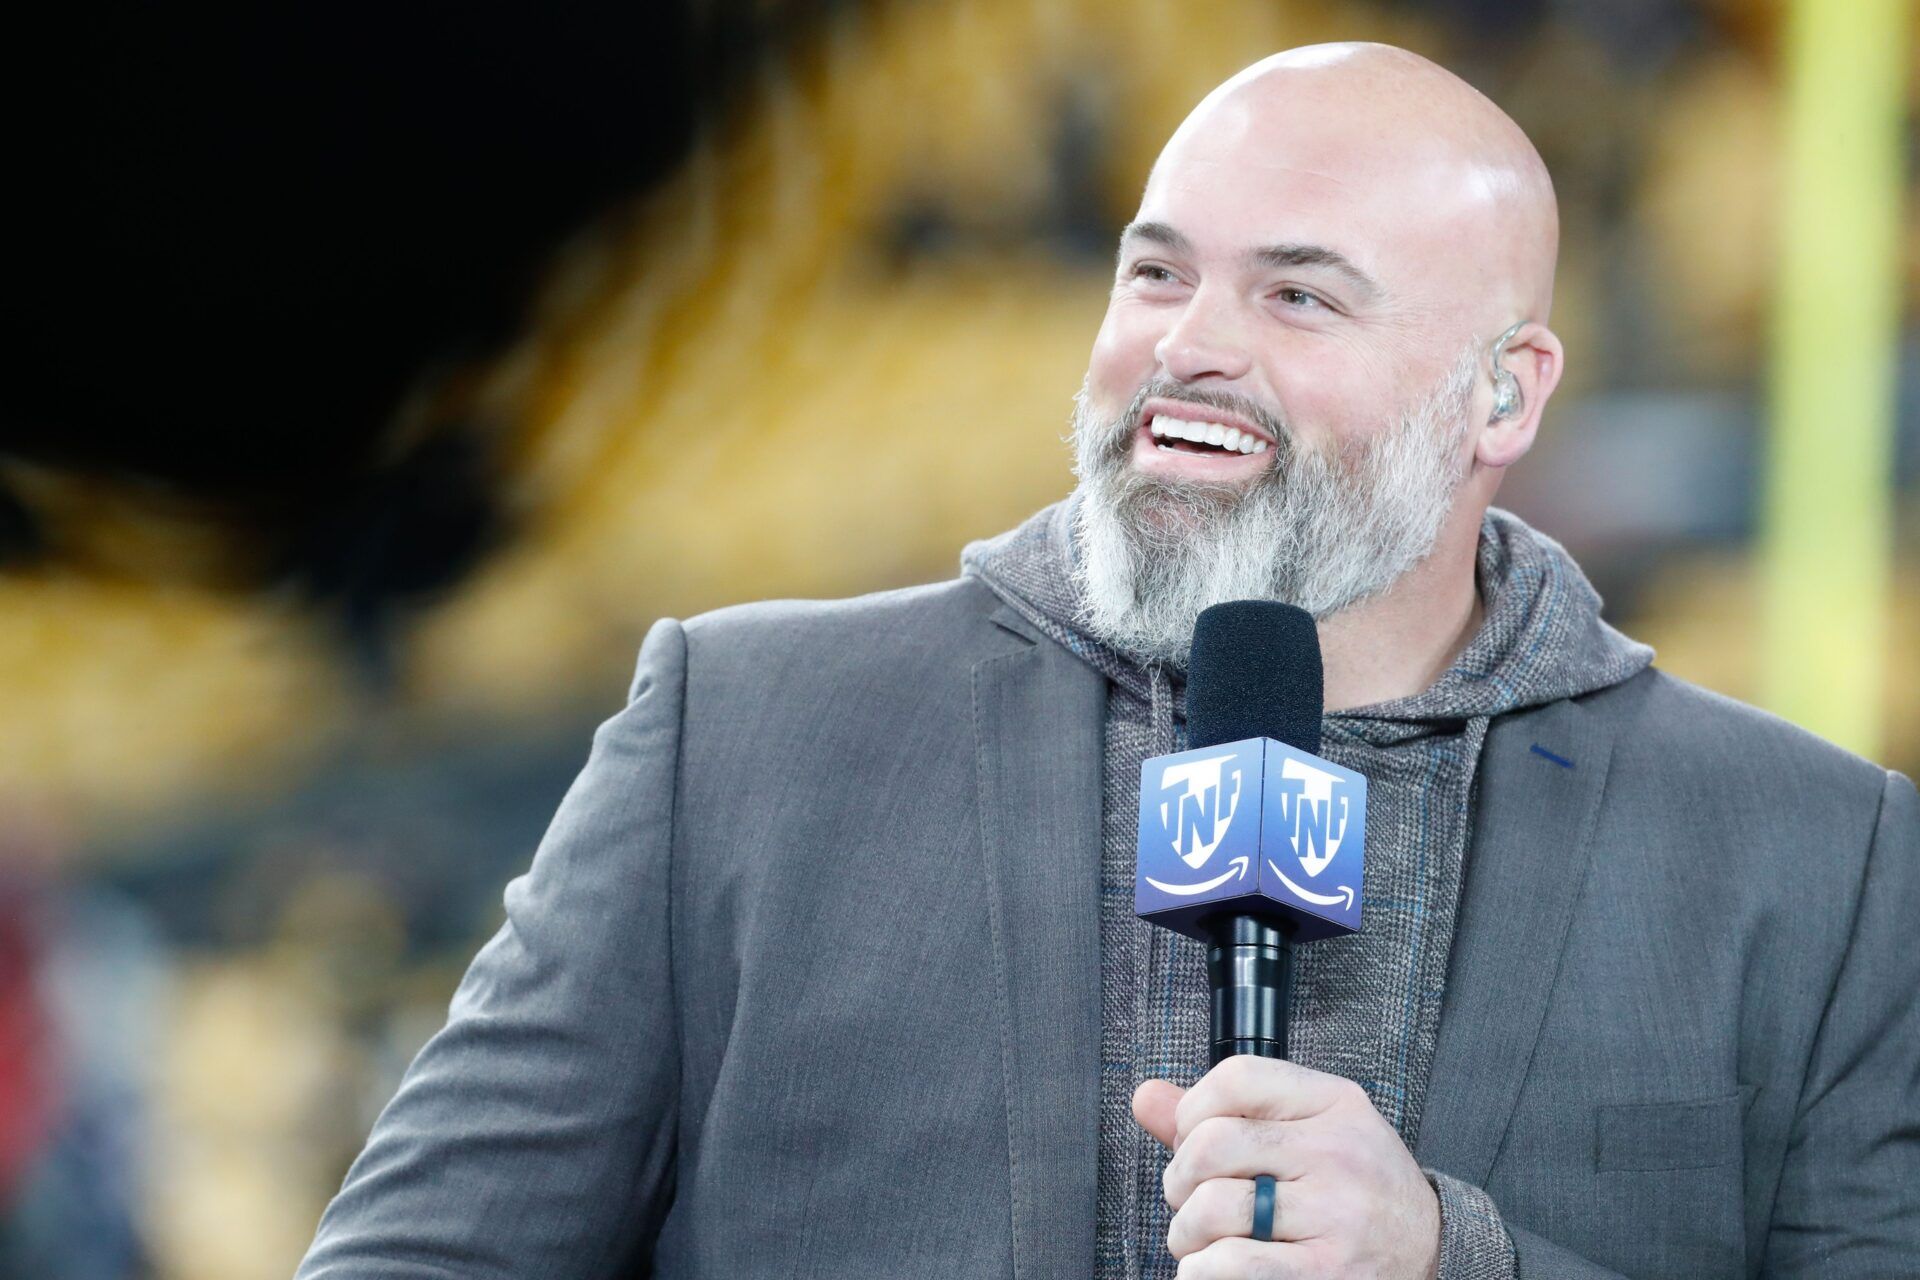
top-left (1117, 220), bottom-right (1382, 302)
top-left (1117, 219), bottom-right (1192, 258)
top-left (1248, 243), bottom-right (1381, 300)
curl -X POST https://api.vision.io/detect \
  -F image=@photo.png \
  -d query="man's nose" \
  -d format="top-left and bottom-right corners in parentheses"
top-left (1153, 287), bottom-right (1254, 383)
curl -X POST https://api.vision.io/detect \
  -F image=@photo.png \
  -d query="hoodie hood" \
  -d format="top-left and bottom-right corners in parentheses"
top-left (960, 494), bottom-right (1651, 740)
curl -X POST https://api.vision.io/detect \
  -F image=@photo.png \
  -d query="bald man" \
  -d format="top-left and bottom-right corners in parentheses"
top-left (299, 43), bottom-right (1918, 1280)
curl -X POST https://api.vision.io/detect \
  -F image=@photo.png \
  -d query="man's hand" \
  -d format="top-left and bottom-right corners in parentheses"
top-left (1132, 1056), bottom-right (1440, 1279)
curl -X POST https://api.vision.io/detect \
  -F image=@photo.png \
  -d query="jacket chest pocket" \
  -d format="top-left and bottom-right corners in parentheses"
top-left (1595, 1089), bottom-right (1747, 1171)
top-left (1579, 1089), bottom-right (1751, 1276)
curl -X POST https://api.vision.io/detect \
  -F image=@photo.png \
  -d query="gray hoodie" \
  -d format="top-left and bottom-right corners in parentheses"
top-left (961, 496), bottom-right (1652, 1280)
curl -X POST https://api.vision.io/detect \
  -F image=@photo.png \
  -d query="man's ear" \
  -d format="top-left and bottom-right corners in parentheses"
top-left (1477, 322), bottom-right (1563, 470)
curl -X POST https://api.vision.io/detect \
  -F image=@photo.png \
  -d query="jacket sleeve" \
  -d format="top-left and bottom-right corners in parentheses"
top-left (1761, 768), bottom-right (1920, 1275)
top-left (296, 617), bottom-right (689, 1279)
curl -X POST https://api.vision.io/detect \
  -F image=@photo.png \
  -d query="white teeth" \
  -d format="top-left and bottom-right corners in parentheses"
top-left (1145, 411), bottom-right (1273, 457)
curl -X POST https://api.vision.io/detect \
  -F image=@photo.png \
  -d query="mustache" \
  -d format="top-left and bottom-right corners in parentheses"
top-left (1131, 377), bottom-right (1287, 439)
top-left (1086, 376), bottom-right (1293, 471)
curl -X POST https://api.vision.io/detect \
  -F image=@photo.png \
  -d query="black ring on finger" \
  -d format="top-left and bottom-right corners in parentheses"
top-left (1251, 1174), bottom-right (1277, 1242)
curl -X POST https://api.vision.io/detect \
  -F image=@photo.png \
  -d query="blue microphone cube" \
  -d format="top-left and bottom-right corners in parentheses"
top-left (1135, 737), bottom-right (1367, 943)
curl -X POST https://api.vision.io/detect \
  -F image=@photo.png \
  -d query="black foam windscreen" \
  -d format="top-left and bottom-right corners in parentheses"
top-left (1186, 601), bottom-right (1323, 753)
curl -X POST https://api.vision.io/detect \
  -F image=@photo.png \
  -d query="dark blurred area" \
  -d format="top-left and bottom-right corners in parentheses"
top-left (4, 2), bottom-right (813, 664)
top-left (2, 2), bottom-right (1915, 1275)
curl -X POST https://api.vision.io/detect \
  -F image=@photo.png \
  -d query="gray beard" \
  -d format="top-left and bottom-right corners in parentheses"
top-left (1067, 345), bottom-right (1479, 668)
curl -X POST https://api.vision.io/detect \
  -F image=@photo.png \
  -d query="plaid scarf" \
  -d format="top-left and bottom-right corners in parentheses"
top-left (961, 495), bottom-right (1651, 1279)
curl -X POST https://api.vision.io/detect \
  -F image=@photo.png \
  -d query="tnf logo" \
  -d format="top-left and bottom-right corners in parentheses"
top-left (1271, 758), bottom-right (1353, 875)
top-left (1155, 754), bottom-right (1243, 868)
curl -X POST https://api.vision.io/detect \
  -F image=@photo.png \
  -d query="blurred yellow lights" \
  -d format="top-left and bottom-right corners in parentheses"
top-left (0, 575), bottom-right (345, 837)
top-left (1761, 0), bottom-right (1910, 757)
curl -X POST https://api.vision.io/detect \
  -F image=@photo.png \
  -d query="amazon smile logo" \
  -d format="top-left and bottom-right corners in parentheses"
top-left (1265, 757), bottom-right (1358, 912)
top-left (1142, 752), bottom-right (1253, 896)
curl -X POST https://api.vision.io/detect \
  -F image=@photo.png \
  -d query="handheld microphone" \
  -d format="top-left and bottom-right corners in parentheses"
top-left (1133, 601), bottom-right (1367, 1064)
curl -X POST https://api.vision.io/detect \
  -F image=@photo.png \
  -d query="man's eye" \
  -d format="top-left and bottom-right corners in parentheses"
top-left (1130, 263), bottom-right (1177, 284)
top-left (1275, 287), bottom-right (1325, 309)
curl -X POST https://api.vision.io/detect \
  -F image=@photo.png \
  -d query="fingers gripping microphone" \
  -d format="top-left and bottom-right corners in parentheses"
top-left (1133, 602), bottom-right (1368, 1064)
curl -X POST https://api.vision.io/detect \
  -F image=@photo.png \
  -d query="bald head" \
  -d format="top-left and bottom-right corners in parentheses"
top-left (1147, 42), bottom-right (1559, 329)
top-left (1082, 39), bottom-right (1569, 536)
top-left (1071, 43), bottom-right (1567, 666)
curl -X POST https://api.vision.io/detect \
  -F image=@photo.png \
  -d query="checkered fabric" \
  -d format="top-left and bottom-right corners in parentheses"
top-left (961, 495), bottom-right (1650, 1279)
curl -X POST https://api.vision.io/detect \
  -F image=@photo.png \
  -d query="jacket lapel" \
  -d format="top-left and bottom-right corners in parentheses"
top-left (1415, 695), bottom-right (1618, 1184)
top-left (972, 606), bottom-right (1107, 1280)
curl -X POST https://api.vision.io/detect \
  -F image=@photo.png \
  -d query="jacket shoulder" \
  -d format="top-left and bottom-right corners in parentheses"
top-left (664, 579), bottom-right (1021, 710)
top-left (1579, 666), bottom-right (1895, 814)
top-left (676, 574), bottom-right (1010, 675)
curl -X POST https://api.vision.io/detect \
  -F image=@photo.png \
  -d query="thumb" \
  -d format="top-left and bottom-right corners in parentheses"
top-left (1132, 1078), bottom-right (1186, 1149)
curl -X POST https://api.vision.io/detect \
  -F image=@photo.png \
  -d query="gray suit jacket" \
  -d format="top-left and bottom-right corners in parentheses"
top-left (297, 576), bottom-right (1920, 1279)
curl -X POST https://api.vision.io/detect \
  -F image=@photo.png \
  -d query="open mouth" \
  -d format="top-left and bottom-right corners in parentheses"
top-left (1145, 412), bottom-right (1270, 456)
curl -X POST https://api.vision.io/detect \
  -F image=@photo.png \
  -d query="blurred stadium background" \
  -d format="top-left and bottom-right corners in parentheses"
top-left (3, 1), bottom-right (1915, 1275)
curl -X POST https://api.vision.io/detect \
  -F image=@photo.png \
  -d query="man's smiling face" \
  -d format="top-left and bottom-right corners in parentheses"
top-left (1085, 54), bottom-right (1518, 487)
top-left (1066, 44), bottom-right (1564, 665)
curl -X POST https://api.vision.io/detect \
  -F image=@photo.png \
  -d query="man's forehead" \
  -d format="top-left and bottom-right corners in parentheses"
top-left (1152, 76), bottom-right (1420, 190)
top-left (1133, 116), bottom-right (1519, 308)
top-left (1129, 47), bottom-right (1560, 320)
top-left (1128, 146), bottom-right (1410, 292)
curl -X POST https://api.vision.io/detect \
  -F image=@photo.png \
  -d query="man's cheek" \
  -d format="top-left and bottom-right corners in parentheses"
top-left (1089, 308), bottom-right (1162, 386)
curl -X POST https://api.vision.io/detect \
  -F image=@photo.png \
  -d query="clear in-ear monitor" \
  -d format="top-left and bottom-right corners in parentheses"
top-left (1490, 321), bottom-right (1525, 420)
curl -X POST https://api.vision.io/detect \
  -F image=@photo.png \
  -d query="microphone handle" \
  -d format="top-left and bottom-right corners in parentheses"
top-left (1205, 913), bottom-right (1295, 1064)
